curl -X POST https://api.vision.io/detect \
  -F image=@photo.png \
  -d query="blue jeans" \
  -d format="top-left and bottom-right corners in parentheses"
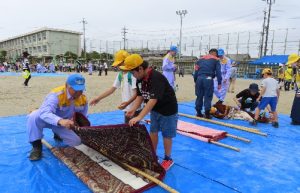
top-left (150, 111), bottom-right (177, 138)
top-left (195, 76), bottom-right (214, 114)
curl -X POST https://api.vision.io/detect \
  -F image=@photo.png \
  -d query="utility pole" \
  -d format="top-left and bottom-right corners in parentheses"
top-left (121, 26), bottom-right (128, 50)
top-left (176, 10), bottom-right (188, 59)
top-left (236, 32), bottom-right (240, 55)
top-left (263, 0), bottom-right (275, 56)
top-left (259, 10), bottom-right (267, 57)
top-left (247, 31), bottom-right (251, 54)
top-left (81, 18), bottom-right (87, 59)
top-left (283, 28), bottom-right (289, 55)
top-left (199, 36), bottom-right (202, 56)
top-left (270, 30), bottom-right (275, 55)
top-left (226, 33), bottom-right (230, 54)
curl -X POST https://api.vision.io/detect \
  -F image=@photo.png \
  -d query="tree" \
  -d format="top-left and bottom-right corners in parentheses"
top-left (64, 51), bottom-right (78, 60)
top-left (89, 51), bottom-right (101, 60)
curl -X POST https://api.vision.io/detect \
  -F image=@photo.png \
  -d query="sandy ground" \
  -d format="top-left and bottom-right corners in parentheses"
top-left (0, 71), bottom-right (295, 117)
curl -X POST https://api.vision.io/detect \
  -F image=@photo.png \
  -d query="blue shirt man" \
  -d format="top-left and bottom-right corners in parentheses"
top-left (194, 49), bottom-right (222, 118)
top-left (27, 74), bottom-right (88, 161)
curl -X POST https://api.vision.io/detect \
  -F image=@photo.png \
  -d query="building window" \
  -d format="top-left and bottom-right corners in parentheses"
top-left (28, 36), bottom-right (31, 43)
top-left (33, 47), bottom-right (36, 53)
top-left (37, 46), bottom-right (42, 52)
top-left (32, 35), bottom-right (36, 42)
top-left (42, 45), bottom-right (47, 52)
top-left (29, 47), bottom-right (32, 54)
top-left (37, 33), bottom-right (41, 41)
top-left (25, 48), bottom-right (28, 52)
top-left (42, 32), bottom-right (47, 40)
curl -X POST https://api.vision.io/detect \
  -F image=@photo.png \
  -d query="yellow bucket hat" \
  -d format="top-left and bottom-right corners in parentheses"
top-left (112, 50), bottom-right (130, 67)
top-left (286, 53), bottom-right (300, 65)
top-left (262, 68), bottom-right (272, 75)
top-left (119, 54), bottom-right (143, 71)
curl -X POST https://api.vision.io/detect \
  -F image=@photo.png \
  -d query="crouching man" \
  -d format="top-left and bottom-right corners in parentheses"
top-left (27, 74), bottom-right (88, 161)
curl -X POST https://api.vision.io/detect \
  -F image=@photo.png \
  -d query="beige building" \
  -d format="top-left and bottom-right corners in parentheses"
top-left (0, 27), bottom-right (82, 60)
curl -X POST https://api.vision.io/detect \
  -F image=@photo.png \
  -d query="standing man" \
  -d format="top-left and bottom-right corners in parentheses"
top-left (162, 46), bottom-right (177, 89)
top-left (121, 54), bottom-right (178, 171)
top-left (88, 60), bottom-right (93, 75)
top-left (194, 48), bottom-right (222, 119)
top-left (214, 48), bottom-right (232, 103)
top-left (22, 51), bottom-right (31, 87)
top-left (27, 74), bottom-right (87, 161)
top-left (104, 61), bottom-right (108, 76)
top-left (228, 61), bottom-right (238, 93)
top-left (49, 61), bottom-right (55, 73)
top-left (98, 61), bottom-right (103, 76)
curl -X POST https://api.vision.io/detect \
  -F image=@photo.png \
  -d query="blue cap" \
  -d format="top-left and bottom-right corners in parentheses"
top-left (67, 74), bottom-right (85, 91)
top-left (218, 48), bottom-right (225, 56)
top-left (170, 46), bottom-right (178, 53)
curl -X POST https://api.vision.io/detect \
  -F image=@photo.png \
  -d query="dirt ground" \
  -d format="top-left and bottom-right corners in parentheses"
top-left (0, 71), bottom-right (295, 117)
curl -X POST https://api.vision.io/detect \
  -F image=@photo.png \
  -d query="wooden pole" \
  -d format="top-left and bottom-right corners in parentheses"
top-left (226, 134), bottom-right (251, 143)
top-left (179, 113), bottom-right (267, 137)
top-left (41, 139), bottom-right (179, 193)
top-left (210, 141), bottom-right (240, 152)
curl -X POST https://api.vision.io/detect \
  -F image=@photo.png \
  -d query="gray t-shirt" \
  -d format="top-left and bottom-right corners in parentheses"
top-left (261, 77), bottom-right (279, 97)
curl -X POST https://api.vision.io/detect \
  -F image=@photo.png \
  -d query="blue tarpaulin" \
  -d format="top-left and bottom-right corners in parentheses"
top-left (1, 102), bottom-right (300, 193)
top-left (249, 55), bottom-right (288, 66)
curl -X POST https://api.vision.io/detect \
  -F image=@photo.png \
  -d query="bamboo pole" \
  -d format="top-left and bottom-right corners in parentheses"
top-left (210, 141), bottom-right (240, 152)
top-left (41, 139), bottom-right (179, 193)
top-left (225, 134), bottom-right (251, 143)
top-left (179, 113), bottom-right (267, 137)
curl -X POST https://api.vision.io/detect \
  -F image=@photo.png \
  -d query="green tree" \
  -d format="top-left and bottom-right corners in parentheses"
top-left (64, 51), bottom-right (78, 59)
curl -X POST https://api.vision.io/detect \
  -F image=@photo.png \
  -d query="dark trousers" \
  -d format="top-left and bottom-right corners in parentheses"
top-left (24, 74), bottom-right (31, 86)
top-left (195, 77), bottom-right (214, 114)
top-left (241, 101), bottom-right (259, 111)
top-left (179, 72), bottom-right (184, 77)
top-left (98, 69), bottom-right (102, 76)
top-left (291, 91), bottom-right (300, 124)
top-left (285, 81), bottom-right (291, 91)
top-left (105, 69), bottom-right (108, 76)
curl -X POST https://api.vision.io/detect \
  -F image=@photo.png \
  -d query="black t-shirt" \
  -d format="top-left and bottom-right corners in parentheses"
top-left (137, 69), bottom-right (178, 116)
top-left (236, 89), bottom-right (259, 109)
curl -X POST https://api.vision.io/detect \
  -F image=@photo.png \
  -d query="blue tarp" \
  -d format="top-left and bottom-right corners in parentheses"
top-left (0, 72), bottom-right (67, 77)
top-left (1, 102), bottom-right (300, 193)
top-left (249, 55), bottom-right (288, 66)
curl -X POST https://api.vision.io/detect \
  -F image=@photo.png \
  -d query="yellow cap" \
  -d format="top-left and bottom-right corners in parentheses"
top-left (262, 68), bottom-right (272, 75)
top-left (119, 54), bottom-right (143, 71)
top-left (111, 50), bottom-right (130, 67)
top-left (286, 53), bottom-right (300, 65)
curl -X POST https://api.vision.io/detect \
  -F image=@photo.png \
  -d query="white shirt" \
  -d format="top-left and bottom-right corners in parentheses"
top-left (104, 63), bottom-right (108, 69)
top-left (261, 77), bottom-right (279, 97)
top-left (113, 72), bottom-right (137, 112)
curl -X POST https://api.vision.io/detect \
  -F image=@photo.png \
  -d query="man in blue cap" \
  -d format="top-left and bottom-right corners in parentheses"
top-left (27, 74), bottom-right (88, 161)
top-left (214, 48), bottom-right (232, 103)
top-left (162, 46), bottom-right (178, 89)
top-left (194, 49), bottom-right (222, 118)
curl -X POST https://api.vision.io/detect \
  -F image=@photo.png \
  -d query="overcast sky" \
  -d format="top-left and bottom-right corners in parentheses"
top-left (1, 0), bottom-right (300, 56)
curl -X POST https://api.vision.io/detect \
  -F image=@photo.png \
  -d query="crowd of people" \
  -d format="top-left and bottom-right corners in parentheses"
top-left (24, 46), bottom-right (300, 174)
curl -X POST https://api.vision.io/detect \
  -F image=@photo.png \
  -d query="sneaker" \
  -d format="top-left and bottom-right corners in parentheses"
top-left (196, 113), bottom-right (204, 118)
top-left (204, 111), bottom-right (212, 119)
top-left (53, 133), bottom-right (63, 141)
top-left (161, 159), bottom-right (174, 171)
top-left (272, 122), bottom-right (279, 128)
top-left (250, 119), bottom-right (257, 126)
top-left (29, 147), bottom-right (42, 161)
